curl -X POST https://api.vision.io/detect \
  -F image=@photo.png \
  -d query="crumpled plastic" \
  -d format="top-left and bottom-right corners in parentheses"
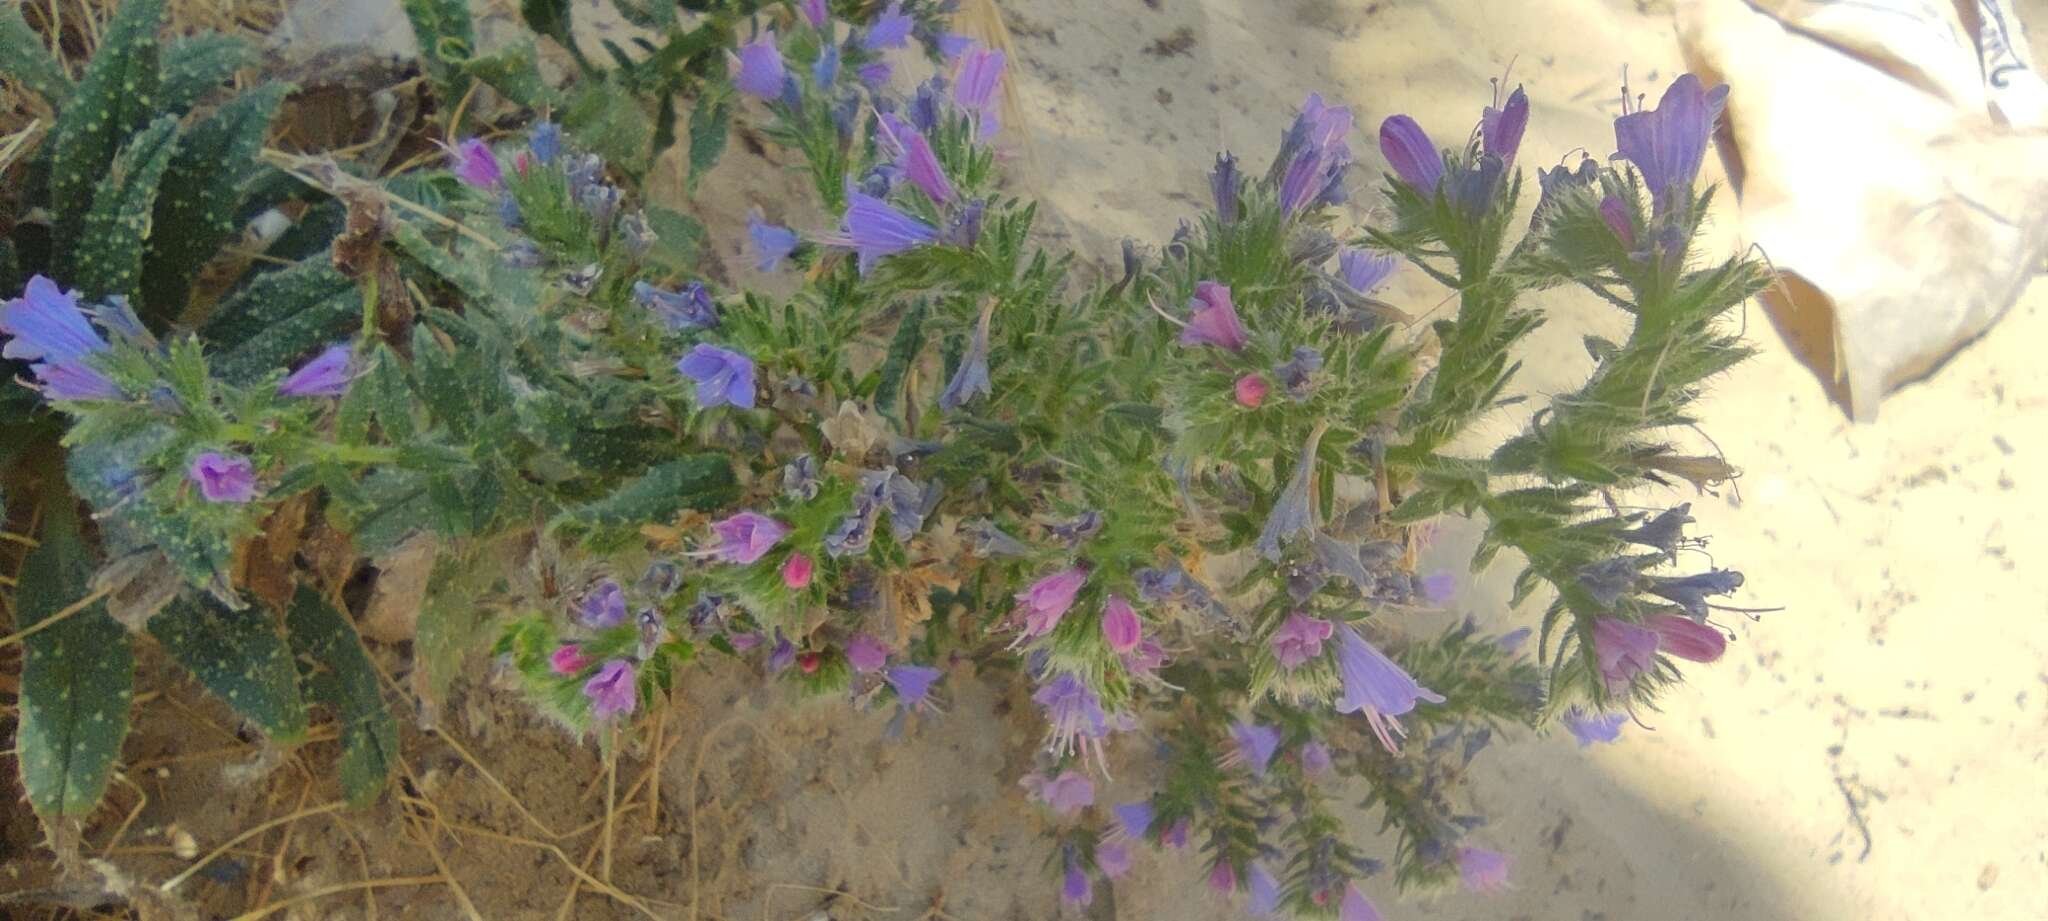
top-left (1676, 0), bottom-right (2048, 420)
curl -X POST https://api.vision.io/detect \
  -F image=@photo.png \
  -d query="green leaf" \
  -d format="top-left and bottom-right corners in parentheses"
top-left (0, 4), bottom-right (73, 104)
top-left (156, 33), bottom-right (255, 116)
top-left (48, 0), bottom-right (166, 271)
top-left (873, 300), bottom-right (927, 413)
top-left (15, 505), bottom-right (135, 817)
top-left (337, 468), bottom-right (435, 556)
top-left (685, 88), bottom-right (730, 194)
top-left (149, 595), bottom-right (309, 743)
top-left (460, 40), bottom-right (560, 109)
top-left (640, 206), bottom-right (704, 273)
top-left (520, 0), bottom-right (574, 50)
top-left (205, 257), bottom-right (359, 385)
top-left (285, 586), bottom-right (397, 808)
top-left (73, 114), bottom-right (182, 302)
top-left (141, 82), bottom-right (290, 323)
top-left (552, 455), bottom-right (737, 533)
top-left (564, 76), bottom-right (652, 176)
top-left (413, 555), bottom-right (486, 713)
top-left (401, 0), bottom-right (478, 115)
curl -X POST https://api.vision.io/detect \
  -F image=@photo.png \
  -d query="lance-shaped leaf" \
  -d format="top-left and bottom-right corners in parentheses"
top-left (156, 33), bottom-right (255, 116)
top-left (48, 0), bottom-right (165, 270)
top-left (149, 595), bottom-right (309, 743)
top-left (74, 114), bottom-right (182, 303)
top-left (141, 81), bottom-right (290, 322)
top-left (15, 506), bottom-right (134, 817)
top-left (285, 587), bottom-right (397, 808)
top-left (0, 5), bottom-right (73, 104)
top-left (204, 256), bottom-right (359, 385)
top-left (552, 455), bottom-right (737, 533)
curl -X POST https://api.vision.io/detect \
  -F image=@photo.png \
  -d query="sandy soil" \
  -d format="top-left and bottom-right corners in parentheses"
top-left (10, 1), bottom-right (2047, 920)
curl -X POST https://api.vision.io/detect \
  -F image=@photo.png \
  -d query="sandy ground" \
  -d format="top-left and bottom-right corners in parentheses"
top-left (13, 2), bottom-right (2047, 920)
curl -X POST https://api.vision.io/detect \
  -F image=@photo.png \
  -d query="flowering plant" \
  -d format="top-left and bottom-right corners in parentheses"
top-left (1, 1), bottom-right (1763, 915)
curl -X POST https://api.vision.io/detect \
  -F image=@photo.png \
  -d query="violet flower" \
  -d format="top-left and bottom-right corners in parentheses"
top-left (883, 116), bottom-right (954, 204)
top-left (1456, 845), bottom-right (1511, 893)
top-left (529, 121), bottom-right (561, 165)
top-left (676, 343), bottom-right (757, 409)
top-left (811, 40), bottom-right (839, 86)
top-left (1061, 860), bottom-right (1092, 907)
top-left (1230, 721), bottom-right (1282, 777)
top-left (1209, 861), bottom-right (1238, 894)
top-left (1333, 624), bottom-right (1444, 751)
top-left (1593, 618), bottom-right (1660, 689)
top-left (1100, 594), bottom-right (1142, 654)
top-left (1647, 613), bottom-right (1726, 663)
top-left (953, 44), bottom-right (1005, 134)
top-left (858, 60), bottom-right (893, 89)
top-left (1445, 155), bottom-right (1506, 218)
top-left (1022, 769), bottom-right (1094, 816)
top-left (577, 580), bottom-right (628, 629)
top-left (1256, 424), bottom-right (1326, 560)
top-left (909, 77), bottom-right (946, 133)
top-left (824, 192), bottom-right (937, 275)
top-left (1162, 817), bottom-right (1191, 850)
top-left (748, 208), bottom-right (800, 271)
top-left (1179, 281), bottom-right (1248, 351)
top-left (188, 452), bottom-right (257, 503)
top-left (1211, 152), bottom-right (1241, 223)
top-left (781, 552), bottom-right (815, 589)
top-left (710, 511), bottom-right (789, 564)
top-left (1013, 567), bottom-right (1087, 639)
top-left (885, 663), bottom-right (942, 708)
top-left (1096, 842), bottom-right (1132, 879)
top-left (1274, 346), bottom-right (1322, 399)
top-left (1275, 94), bottom-right (1354, 214)
top-left (549, 644), bottom-right (591, 676)
top-left (937, 31), bottom-right (974, 58)
top-left (277, 344), bottom-right (355, 397)
top-left (1339, 884), bottom-right (1383, 921)
top-left (1271, 613), bottom-right (1335, 668)
top-left (861, 2), bottom-right (912, 50)
top-left (1378, 114), bottom-right (1442, 195)
top-left (584, 659), bottom-right (637, 720)
top-left (635, 281), bottom-right (719, 331)
top-left (767, 629), bottom-right (797, 673)
top-left (0, 275), bottom-right (119, 400)
top-left (1497, 626), bottom-right (1532, 654)
top-left (1112, 800), bottom-right (1154, 840)
top-left (734, 32), bottom-right (787, 100)
top-left (1599, 195), bottom-right (1637, 248)
top-left (1300, 740), bottom-right (1333, 776)
top-left (1564, 707), bottom-right (1625, 746)
top-left (448, 138), bottom-right (502, 189)
top-left (845, 633), bottom-right (887, 672)
top-left (1420, 572), bottom-right (1455, 606)
top-left (1033, 671), bottom-right (1109, 757)
top-left (1338, 248), bottom-right (1397, 294)
top-left (1613, 73), bottom-right (1727, 213)
top-left (1123, 638), bottom-right (1168, 680)
top-left (1480, 84), bottom-right (1529, 166)
top-left (1644, 568), bottom-right (1745, 620)
top-left (1247, 862), bottom-right (1281, 916)
top-left (801, 0), bottom-right (828, 28)
top-left (938, 303), bottom-right (993, 411)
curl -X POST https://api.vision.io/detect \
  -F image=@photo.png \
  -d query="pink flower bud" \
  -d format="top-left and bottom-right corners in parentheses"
top-left (781, 552), bottom-right (815, 589)
top-left (1100, 595), bottom-right (1141, 654)
top-left (1235, 373), bottom-right (1269, 407)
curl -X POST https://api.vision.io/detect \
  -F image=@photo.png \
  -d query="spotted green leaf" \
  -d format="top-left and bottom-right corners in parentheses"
top-left (48, 0), bottom-right (165, 272)
top-left (15, 505), bottom-right (135, 818)
top-left (150, 595), bottom-right (308, 743)
top-left (74, 114), bottom-right (181, 303)
top-left (285, 587), bottom-right (397, 808)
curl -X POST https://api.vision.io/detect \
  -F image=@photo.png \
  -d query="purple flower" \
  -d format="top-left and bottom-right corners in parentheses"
top-left (676, 343), bottom-right (757, 409)
top-left (953, 44), bottom-right (1005, 114)
top-left (709, 511), bottom-right (789, 564)
top-left (1112, 800), bottom-right (1154, 840)
top-left (1274, 345), bottom-right (1322, 399)
top-left (1456, 845), bottom-right (1511, 893)
top-left (824, 192), bottom-right (937, 275)
top-left (1162, 817), bottom-right (1191, 850)
top-left (858, 60), bottom-right (893, 89)
top-left (635, 281), bottom-right (719, 331)
top-left (734, 32), bottom-right (786, 100)
top-left (1271, 613), bottom-right (1334, 669)
top-left (1247, 862), bottom-right (1281, 916)
top-left (1211, 152), bottom-right (1241, 223)
top-left (1420, 572), bottom-right (1455, 606)
top-left (448, 138), bottom-right (502, 189)
top-left (1337, 248), bottom-right (1397, 294)
top-left (1339, 884), bottom-right (1382, 921)
top-left (529, 121), bottom-right (562, 165)
top-left (1445, 155), bottom-right (1506, 217)
top-left (1033, 671), bottom-right (1109, 757)
top-left (584, 659), bottom-right (637, 720)
top-left (1613, 73), bottom-right (1727, 213)
top-left (938, 303), bottom-right (992, 411)
top-left (1178, 281), bottom-right (1248, 351)
top-left (577, 580), bottom-right (628, 629)
top-left (1230, 721), bottom-right (1282, 777)
top-left (1061, 861), bottom-right (1092, 907)
top-left (1647, 613), bottom-right (1726, 663)
top-left (1275, 95), bottom-right (1354, 215)
top-left (1644, 568), bottom-right (1745, 620)
top-left (1100, 594), bottom-right (1142, 654)
top-left (767, 629), bottom-right (797, 673)
top-left (861, 2), bottom-right (912, 50)
top-left (1209, 861), bottom-right (1238, 894)
top-left (1256, 425), bottom-right (1325, 560)
top-left (1378, 114), bottom-right (1442, 194)
top-left (1481, 84), bottom-right (1529, 166)
top-left (275, 344), bottom-right (356, 398)
top-left (885, 663), bottom-right (942, 707)
top-left (811, 41), bottom-right (840, 86)
top-left (800, 0), bottom-right (828, 27)
top-left (937, 31), bottom-right (974, 58)
top-left (1014, 567), bottom-right (1086, 639)
top-left (188, 452), bottom-right (257, 503)
top-left (878, 114), bottom-right (954, 205)
top-left (1592, 618), bottom-right (1660, 690)
top-left (909, 77), bottom-right (946, 132)
top-left (549, 644), bottom-right (591, 676)
top-left (1564, 707), bottom-right (1626, 746)
top-left (845, 633), bottom-right (888, 673)
top-left (1022, 769), bottom-right (1094, 816)
top-left (1599, 195), bottom-right (1636, 247)
top-left (1333, 625), bottom-right (1444, 752)
top-left (1300, 740), bottom-right (1333, 776)
top-left (1497, 627), bottom-right (1532, 654)
top-left (0, 275), bottom-right (119, 400)
top-left (748, 208), bottom-right (800, 271)
top-left (1095, 842), bottom-right (1132, 879)
top-left (1123, 638), bottom-right (1168, 679)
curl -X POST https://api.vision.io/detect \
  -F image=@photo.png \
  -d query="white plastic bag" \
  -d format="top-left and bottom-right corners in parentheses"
top-left (1676, 0), bottom-right (2048, 420)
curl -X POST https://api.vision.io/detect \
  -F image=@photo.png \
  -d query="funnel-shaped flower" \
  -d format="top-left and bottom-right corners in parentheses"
top-left (1179, 281), bottom-right (1248, 351)
top-left (1613, 73), bottom-right (1727, 213)
top-left (1378, 115), bottom-right (1442, 194)
top-left (676, 343), bottom-right (757, 409)
top-left (1333, 625), bottom-right (1444, 751)
top-left (709, 511), bottom-right (789, 565)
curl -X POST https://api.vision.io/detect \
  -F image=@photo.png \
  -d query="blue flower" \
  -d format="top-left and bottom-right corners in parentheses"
top-left (1256, 424), bottom-right (1327, 560)
top-left (1564, 707), bottom-right (1626, 746)
top-left (824, 192), bottom-right (937, 275)
top-left (634, 281), bottom-right (719, 331)
top-left (1378, 114), bottom-right (1442, 195)
top-left (676, 344), bottom-right (757, 409)
top-left (861, 2), bottom-right (912, 50)
top-left (1613, 73), bottom-right (1727, 213)
top-left (1338, 247), bottom-right (1397, 293)
top-left (812, 40), bottom-right (840, 86)
top-left (0, 275), bottom-right (120, 401)
top-left (576, 580), bottom-right (628, 629)
top-left (1333, 624), bottom-right (1444, 752)
top-left (278, 344), bottom-right (356, 397)
top-left (734, 32), bottom-right (786, 100)
top-left (1210, 152), bottom-right (1241, 223)
top-left (528, 121), bottom-right (562, 165)
top-left (884, 663), bottom-right (942, 708)
top-left (1481, 84), bottom-right (1529, 166)
top-left (747, 208), bottom-right (800, 271)
top-left (939, 304), bottom-right (993, 411)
